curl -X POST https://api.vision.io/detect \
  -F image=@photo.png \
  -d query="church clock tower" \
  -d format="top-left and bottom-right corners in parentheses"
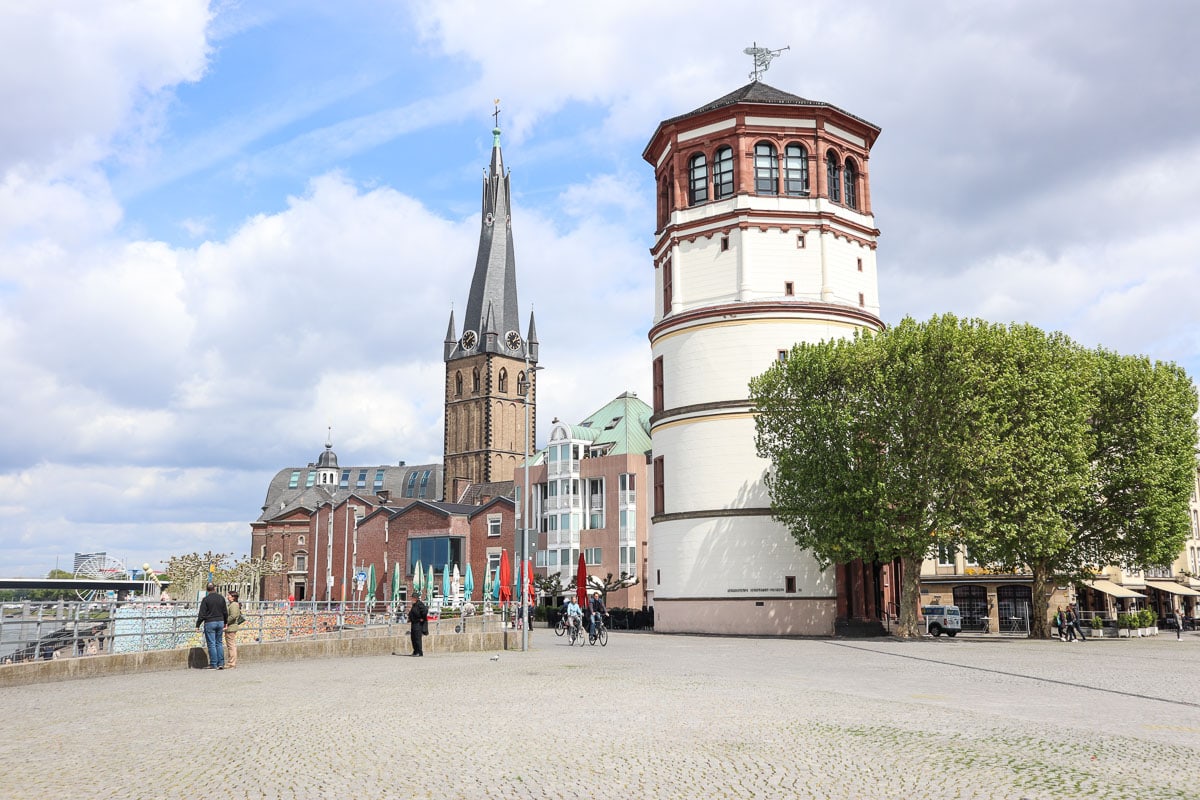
top-left (443, 121), bottom-right (538, 502)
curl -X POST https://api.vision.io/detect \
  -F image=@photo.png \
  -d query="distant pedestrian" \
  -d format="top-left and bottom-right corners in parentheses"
top-left (1067, 605), bottom-right (1086, 642)
top-left (1054, 606), bottom-right (1066, 641)
top-left (195, 583), bottom-right (227, 669)
top-left (409, 597), bottom-right (428, 657)
top-left (224, 590), bottom-right (242, 669)
top-left (1175, 610), bottom-right (1185, 640)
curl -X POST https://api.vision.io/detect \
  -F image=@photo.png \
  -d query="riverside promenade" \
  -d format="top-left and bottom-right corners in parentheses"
top-left (2, 632), bottom-right (1198, 800)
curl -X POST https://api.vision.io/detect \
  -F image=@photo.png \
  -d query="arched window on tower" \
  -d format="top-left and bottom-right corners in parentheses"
top-left (784, 143), bottom-right (809, 196)
top-left (754, 142), bottom-right (778, 195)
top-left (843, 158), bottom-right (858, 210)
top-left (472, 367), bottom-right (481, 393)
top-left (688, 153), bottom-right (708, 206)
top-left (498, 368), bottom-right (508, 394)
top-left (713, 146), bottom-right (734, 200)
top-left (454, 371), bottom-right (463, 397)
top-left (826, 150), bottom-right (841, 203)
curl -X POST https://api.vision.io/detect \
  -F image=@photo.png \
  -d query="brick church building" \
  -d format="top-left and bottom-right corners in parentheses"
top-left (250, 121), bottom-right (533, 605)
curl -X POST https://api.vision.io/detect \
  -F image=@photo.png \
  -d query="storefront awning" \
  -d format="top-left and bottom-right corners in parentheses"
top-left (1083, 580), bottom-right (1146, 599)
top-left (1144, 579), bottom-right (1200, 597)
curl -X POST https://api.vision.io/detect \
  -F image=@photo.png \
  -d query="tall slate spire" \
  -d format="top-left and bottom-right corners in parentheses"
top-left (448, 124), bottom-right (528, 361)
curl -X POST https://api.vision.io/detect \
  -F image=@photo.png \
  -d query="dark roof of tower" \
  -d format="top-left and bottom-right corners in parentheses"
top-left (315, 442), bottom-right (338, 469)
top-left (649, 81), bottom-right (879, 154)
top-left (447, 127), bottom-right (531, 363)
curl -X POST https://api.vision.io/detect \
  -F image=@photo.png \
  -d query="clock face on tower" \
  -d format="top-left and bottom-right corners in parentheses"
top-left (460, 330), bottom-right (478, 351)
top-left (505, 331), bottom-right (522, 350)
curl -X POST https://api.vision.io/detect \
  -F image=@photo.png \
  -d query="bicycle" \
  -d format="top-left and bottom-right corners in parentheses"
top-left (554, 615), bottom-right (568, 637)
top-left (588, 616), bottom-right (608, 647)
top-left (566, 617), bottom-right (585, 646)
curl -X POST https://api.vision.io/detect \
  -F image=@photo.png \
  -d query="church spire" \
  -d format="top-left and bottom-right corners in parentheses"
top-left (447, 113), bottom-right (525, 362)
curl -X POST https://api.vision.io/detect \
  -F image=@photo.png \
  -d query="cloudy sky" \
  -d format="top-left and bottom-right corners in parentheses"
top-left (1, 1), bottom-right (1197, 577)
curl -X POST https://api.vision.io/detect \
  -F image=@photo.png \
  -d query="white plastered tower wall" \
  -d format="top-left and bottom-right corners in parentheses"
top-left (645, 82), bottom-right (883, 635)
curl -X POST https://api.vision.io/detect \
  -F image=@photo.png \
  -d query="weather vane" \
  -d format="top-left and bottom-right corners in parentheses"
top-left (744, 42), bottom-right (790, 81)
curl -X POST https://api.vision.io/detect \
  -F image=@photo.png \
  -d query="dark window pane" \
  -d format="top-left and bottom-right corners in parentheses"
top-left (754, 142), bottom-right (778, 195)
top-left (688, 154), bottom-right (707, 205)
top-left (784, 144), bottom-right (808, 196)
top-left (713, 147), bottom-right (734, 199)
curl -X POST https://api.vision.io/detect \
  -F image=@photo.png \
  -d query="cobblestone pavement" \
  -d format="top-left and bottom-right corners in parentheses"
top-left (3, 632), bottom-right (1199, 799)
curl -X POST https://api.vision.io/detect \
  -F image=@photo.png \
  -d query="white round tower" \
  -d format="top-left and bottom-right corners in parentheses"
top-left (644, 81), bottom-right (883, 635)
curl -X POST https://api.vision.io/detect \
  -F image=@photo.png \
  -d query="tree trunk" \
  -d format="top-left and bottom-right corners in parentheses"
top-left (896, 553), bottom-right (923, 638)
top-left (1029, 560), bottom-right (1052, 639)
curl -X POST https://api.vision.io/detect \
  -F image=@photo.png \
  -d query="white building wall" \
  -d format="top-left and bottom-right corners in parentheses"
top-left (657, 318), bottom-right (865, 411)
top-left (652, 516), bottom-right (834, 600)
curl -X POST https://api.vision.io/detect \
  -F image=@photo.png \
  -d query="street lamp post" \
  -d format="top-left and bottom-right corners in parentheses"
top-left (517, 357), bottom-right (540, 653)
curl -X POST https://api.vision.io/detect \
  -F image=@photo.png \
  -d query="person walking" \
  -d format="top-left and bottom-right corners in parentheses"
top-left (195, 583), bottom-right (227, 669)
top-left (1054, 606), bottom-right (1066, 641)
top-left (1175, 608), bottom-right (1185, 640)
top-left (1067, 605), bottom-right (1087, 642)
top-left (224, 590), bottom-right (242, 669)
top-left (409, 597), bottom-right (428, 657)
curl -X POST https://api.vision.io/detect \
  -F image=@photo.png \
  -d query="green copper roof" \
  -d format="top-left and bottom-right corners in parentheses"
top-left (574, 391), bottom-right (653, 456)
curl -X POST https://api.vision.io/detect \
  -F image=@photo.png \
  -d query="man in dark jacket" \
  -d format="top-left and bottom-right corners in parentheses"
top-left (409, 598), bottom-right (428, 657)
top-left (195, 583), bottom-right (227, 669)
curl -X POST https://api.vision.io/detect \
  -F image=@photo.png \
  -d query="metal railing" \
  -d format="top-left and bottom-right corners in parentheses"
top-left (1, 600), bottom-right (519, 664)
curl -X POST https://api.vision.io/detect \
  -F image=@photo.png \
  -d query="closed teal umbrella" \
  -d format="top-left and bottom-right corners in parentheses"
top-left (464, 564), bottom-right (475, 600)
top-left (366, 564), bottom-right (377, 602)
top-left (442, 562), bottom-right (451, 602)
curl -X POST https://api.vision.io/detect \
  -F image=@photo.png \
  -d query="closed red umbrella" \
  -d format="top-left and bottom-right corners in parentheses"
top-left (575, 552), bottom-right (588, 607)
top-left (499, 549), bottom-right (512, 602)
top-left (525, 559), bottom-right (534, 606)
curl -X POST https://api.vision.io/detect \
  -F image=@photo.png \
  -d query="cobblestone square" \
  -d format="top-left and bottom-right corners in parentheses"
top-left (3, 632), bottom-right (1198, 799)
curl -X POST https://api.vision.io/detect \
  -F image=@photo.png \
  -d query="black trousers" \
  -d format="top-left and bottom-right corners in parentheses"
top-left (410, 627), bottom-right (423, 655)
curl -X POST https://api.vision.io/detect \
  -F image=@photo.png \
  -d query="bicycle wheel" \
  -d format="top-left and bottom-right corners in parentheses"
top-left (575, 626), bottom-right (588, 646)
top-left (588, 629), bottom-right (597, 645)
top-left (554, 619), bottom-right (566, 637)
top-left (598, 627), bottom-right (608, 646)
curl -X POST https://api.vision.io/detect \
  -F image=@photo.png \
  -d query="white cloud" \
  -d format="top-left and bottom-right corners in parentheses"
top-left (0, 1), bottom-right (211, 175)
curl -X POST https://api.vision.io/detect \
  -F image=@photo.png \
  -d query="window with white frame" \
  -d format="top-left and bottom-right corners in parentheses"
top-left (619, 545), bottom-right (637, 578)
top-left (487, 514), bottom-right (502, 537)
top-left (936, 544), bottom-right (954, 566)
top-left (585, 547), bottom-right (602, 566)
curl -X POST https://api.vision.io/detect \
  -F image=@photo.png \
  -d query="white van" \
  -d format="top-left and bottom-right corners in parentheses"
top-left (920, 604), bottom-right (962, 637)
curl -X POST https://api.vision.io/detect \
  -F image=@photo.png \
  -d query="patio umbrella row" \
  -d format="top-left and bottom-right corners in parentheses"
top-left (366, 548), bottom-right (579, 606)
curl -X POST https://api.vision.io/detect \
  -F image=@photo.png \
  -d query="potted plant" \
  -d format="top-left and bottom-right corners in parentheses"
top-left (1139, 608), bottom-right (1157, 635)
top-left (1117, 613), bottom-right (1134, 638)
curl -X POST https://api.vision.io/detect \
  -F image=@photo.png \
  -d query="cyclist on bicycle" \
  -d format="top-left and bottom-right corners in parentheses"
top-left (565, 596), bottom-right (583, 636)
top-left (588, 592), bottom-right (607, 638)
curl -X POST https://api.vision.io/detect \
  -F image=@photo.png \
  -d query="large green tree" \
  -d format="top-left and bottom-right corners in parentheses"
top-left (751, 315), bottom-right (991, 637)
top-left (966, 346), bottom-right (1198, 636)
top-left (753, 314), bottom-right (1198, 640)
top-left (955, 325), bottom-right (1096, 639)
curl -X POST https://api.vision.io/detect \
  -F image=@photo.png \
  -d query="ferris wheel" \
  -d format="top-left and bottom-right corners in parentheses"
top-left (74, 555), bottom-right (129, 602)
